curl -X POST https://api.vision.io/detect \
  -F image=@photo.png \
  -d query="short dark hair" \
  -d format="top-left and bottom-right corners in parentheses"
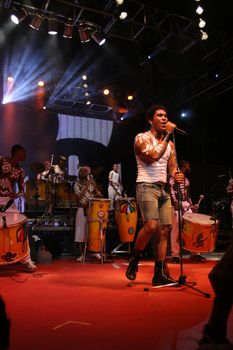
top-left (11, 144), bottom-right (25, 156)
top-left (146, 104), bottom-right (168, 122)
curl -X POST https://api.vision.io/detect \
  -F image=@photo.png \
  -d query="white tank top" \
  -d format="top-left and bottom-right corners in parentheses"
top-left (135, 131), bottom-right (172, 183)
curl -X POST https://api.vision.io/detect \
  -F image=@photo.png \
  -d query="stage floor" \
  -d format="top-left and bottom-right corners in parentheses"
top-left (0, 255), bottom-right (233, 350)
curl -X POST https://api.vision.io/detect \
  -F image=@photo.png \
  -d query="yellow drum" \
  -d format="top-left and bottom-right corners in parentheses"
top-left (25, 179), bottom-right (50, 203)
top-left (0, 212), bottom-right (28, 265)
top-left (87, 198), bottom-right (110, 252)
top-left (182, 213), bottom-right (219, 253)
top-left (115, 197), bottom-right (137, 242)
top-left (55, 181), bottom-right (72, 207)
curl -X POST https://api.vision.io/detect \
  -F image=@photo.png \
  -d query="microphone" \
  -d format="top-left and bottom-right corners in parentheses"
top-left (1, 199), bottom-right (14, 212)
top-left (175, 126), bottom-right (189, 136)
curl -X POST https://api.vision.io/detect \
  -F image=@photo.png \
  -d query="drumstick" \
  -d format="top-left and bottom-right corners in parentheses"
top-left (196, 194), bottom-right (204, 207)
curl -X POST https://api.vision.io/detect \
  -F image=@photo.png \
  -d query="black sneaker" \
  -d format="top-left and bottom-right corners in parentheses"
top-left (125, 258), bottom-right (138, 281)
top-left (190, 254), bottom-right (206, 262)
top-left (152, 272), bottom-right (177, 286)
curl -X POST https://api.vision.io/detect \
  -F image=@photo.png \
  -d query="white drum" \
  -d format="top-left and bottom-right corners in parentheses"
top-left (182, 213), bottom-right (219, 253)
top-left (0, 212), bottom-right (28, 264)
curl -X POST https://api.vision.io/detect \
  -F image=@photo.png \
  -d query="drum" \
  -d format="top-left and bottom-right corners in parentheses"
top-left (87, 198), bottom-right (110, 252)
top-left (55, 181), bottom-right (73, 207)
top-left (182, 213), bottom-right (219, 253)
top-left (25, 179), bottom-right (50, 203)
top-left (115, 197), bottom-right (137, 242)
top-left (0, 212), bottom-right (28, 265)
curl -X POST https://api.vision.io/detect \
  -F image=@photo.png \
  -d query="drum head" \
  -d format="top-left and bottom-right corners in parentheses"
top-left (0, 213), bottom-right (27, 228)
top-left (116, 197), bottom-right (135, 201)
top-left (89, 198), bottom-right (110, 202)
top-left (182, 213), bottom-right (218, 225)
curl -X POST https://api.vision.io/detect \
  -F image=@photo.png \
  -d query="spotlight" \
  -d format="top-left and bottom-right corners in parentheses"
top-left (103, 89), bottom-right (110, 95)
top-left (63, 20), bottom-right (74, 39)
top-left (86, 100), bottom-right (91, 105)
top-left (84, 92), bottom-right (89, 97)
top-left (91, 29), bottom-right (106, 46)
top-left (30, 13), bottom-right (43, 30)
top-left (48, 17), bottom-right (58, 35)
top-left (119, 11), bottom-right (128, 20)
top-left (7, 76), bottom-right (14, 82)
top-left (199, 18), bottom-right (206, 29)
top-left (127, 95), bottom-right (133, 100)
top-left (83, 83), bottom-right (88, 88)
top-left (196, 5), bottom-right (204, 15)
top-left (82, 75), bottom-right (87, 80)
top-left (11, 8), bottom-right (28, 24)
top-left (114, 1), bottom-right (128, 20)
top-left (78, 23), bottom-right (91, 43)
top-left (200, 30), bottom-right (208, 40)
top-left (38, 80), bottom-right (45, 87)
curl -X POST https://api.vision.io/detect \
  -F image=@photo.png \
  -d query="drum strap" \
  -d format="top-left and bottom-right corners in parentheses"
top-left (77, 181), bottom-right (93, 207)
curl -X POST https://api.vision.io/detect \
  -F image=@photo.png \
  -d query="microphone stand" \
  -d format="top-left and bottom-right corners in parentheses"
top-left (172, 134), bottom-right (211, 298)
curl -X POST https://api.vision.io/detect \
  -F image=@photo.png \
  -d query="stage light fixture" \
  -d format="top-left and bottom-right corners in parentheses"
top-left (200, 30), bottom-right (208, 40)
top-left (11, 8), bottom-right (28, 24)
top-left (38, 80), bottom-right (45, 87)
top-left (85, 92), bottom-right (89, 97)
top-left (7, 76), bottom-right (14, 82)
top-left (30, 13), bottom-right (43, 30)
top-left (199, 18), bottom-right (206, 28)
top-left (103, 89), bottom-right (110, 95)
top-left (196, 5), bottom-right (204, 15)
top-left (78, 23), bottom-right (91, 43)
top-left (82, 75), bottom-right (87, 80)
top-left (63, 20), bottom-right (74, 39)
top-left (86, 100), bottom-right (91, 105)
top-left (114, 1), bottom-right (128, 20)
top-left (91, 29), bottom-right (106, 46)
top-left (127, 95), bottom-right (133, 100)
top-left (48, 17), bottom-right (58, 35)
top-left (83, 83), bottom-right (88, 88)
top-left (119, 10), bottom-right (128, 20)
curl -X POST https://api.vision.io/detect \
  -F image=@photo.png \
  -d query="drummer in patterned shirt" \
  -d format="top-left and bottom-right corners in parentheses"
top-left (0, 144), bottom-right (37, 270)
top-left (73, 165), bottom-right (102, 261)
top-left (169, 160), bottom-right (206, 263)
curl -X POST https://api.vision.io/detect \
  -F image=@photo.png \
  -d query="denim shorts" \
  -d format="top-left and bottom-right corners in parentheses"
top-left (136, 182), bottom-right (172, 225)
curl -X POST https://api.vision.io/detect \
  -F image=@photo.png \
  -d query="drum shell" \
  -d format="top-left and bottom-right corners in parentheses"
top-left (0, 213), bottom-right (28, 265)
top-left (55, 181), bottom-right (73, 207)
top-left (88, 198), bottom-right (110, 252)
top-left (25, 180), bottom-right (51, 203)
top-left (182, 213), bottom-right (218, 253)
top-left (115, 198), bottom-right (137, 243)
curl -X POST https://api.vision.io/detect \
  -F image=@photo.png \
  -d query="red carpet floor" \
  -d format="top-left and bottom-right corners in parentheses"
top-left (1, 256), bottom-right (233, 350)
